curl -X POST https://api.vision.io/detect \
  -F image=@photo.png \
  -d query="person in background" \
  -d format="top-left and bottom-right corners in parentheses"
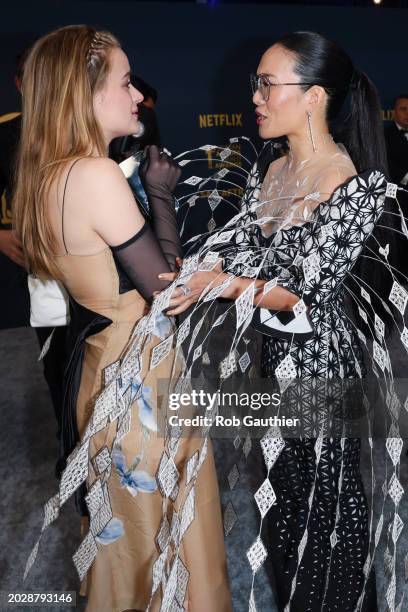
top-left (0, 49), bottom-right (68, 446)
top-left (0, 51), bottom-right (29, 328)
top-left (385, 94), bottom-right (408, 185)
top-left (385, 94), bottom-right (408, 290)
top-left (132, 75), bottom-right (161, 149)
top-left (109, 76), bottom-right (162, 221)
top-left (109, 75), bottom-right (160, 163)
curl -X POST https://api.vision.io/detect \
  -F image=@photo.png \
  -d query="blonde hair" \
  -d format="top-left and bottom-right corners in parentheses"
top-left (13, 25), bottom-right (120, 279)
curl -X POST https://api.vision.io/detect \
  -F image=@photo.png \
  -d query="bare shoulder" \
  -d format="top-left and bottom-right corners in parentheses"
top-left (72, 156), bottom-right (126, 189)
top-left (65, 156), bottom-right (132, 212)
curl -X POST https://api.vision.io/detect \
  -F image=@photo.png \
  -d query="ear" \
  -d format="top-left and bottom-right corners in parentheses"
top-left (305, 85), bottom-right (326, 112)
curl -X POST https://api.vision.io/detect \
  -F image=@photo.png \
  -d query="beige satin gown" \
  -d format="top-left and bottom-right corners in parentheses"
top-left (56, 247), bottom-right (231, 612)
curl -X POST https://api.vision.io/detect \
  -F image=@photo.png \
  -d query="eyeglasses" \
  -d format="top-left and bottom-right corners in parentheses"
top-left (250, 73), bottom-right (316, 102)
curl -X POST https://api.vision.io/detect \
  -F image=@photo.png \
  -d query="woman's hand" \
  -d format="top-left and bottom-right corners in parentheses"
top-left (159, 269), bottom-right (221, 315)
top-left (0, 229), bottom-right (25, 267)
top-left (139, 145), bottom-right (181, 197)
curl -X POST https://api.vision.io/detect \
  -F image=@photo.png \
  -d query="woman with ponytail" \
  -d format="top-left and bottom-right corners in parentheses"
top-left (164, 32), bottom-right (404, 611)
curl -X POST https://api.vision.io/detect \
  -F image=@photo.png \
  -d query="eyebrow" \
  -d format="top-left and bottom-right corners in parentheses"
top-left (258, 72), bottom-right (277, 78)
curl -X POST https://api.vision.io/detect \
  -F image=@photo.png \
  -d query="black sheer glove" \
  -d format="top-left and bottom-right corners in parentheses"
top-left (139, 145), bottom-right (182, 271)
top-left (111, 223), bottom-right (174, 303)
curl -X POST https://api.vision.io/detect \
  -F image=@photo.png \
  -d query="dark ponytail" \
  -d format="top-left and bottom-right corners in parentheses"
top-left (275, 32), bottom-right (388, 176)
top-left (275, 32), bottom-right (397, 336)
top-left (346, 70), bottom-right (388, 175)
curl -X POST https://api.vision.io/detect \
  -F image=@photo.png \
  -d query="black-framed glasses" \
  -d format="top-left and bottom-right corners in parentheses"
top-left (250, 73), bottom-right (316, 102)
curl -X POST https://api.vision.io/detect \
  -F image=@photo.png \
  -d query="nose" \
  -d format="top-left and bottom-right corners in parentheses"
top-left (253, 89), bottom-right (264, 106)
top-left (130, 84), bottom-right (144, 104)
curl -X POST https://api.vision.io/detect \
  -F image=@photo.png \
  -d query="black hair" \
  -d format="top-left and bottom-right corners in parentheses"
top-left (274, 32), bottom-right (399, 336)
top-left (275, 31), bottom-right (388, 176)
top-left (394, 94), bottom-right (408, 106)
top-left (131, 75), bottom-right (158, 104)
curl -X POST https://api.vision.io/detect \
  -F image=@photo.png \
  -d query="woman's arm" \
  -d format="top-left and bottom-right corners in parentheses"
top-left (162, 169), bottom-right (387, 317)
top-left (161, 268), bottom-right (298, 316)
top-left (81, 156), bottom-right (180, 301)
top-left (139, 146), bottom-right (182, 271)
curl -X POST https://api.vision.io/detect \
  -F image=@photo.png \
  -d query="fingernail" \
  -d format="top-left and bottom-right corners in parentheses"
top-left (158, 274), bottom-right (164, 278)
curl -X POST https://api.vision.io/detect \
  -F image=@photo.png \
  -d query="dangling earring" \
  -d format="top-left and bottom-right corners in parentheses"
top-left (307, 110), bottom-right (317, 153)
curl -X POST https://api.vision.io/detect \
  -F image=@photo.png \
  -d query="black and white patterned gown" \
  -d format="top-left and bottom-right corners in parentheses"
top-left (238, 166), bottom-right (388, 611)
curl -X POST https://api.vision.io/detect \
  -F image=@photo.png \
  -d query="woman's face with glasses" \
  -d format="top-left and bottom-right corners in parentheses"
top-left (252, 44), bottom-right (311, 140)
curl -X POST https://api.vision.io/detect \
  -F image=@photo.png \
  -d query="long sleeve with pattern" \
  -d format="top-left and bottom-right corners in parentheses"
top-left (275, 170), bottom-right (387, 311)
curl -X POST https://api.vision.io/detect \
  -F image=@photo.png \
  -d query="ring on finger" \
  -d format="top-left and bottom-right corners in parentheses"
top-left (180, 285), bottom-right (192, 297)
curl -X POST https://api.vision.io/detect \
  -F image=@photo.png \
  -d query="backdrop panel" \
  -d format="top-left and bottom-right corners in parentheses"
top-left (0, 1), bottom-right (406, 153)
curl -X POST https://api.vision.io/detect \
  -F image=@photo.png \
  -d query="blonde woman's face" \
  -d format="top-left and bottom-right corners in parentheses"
top-left (93, 47), bottom-right (143, 144)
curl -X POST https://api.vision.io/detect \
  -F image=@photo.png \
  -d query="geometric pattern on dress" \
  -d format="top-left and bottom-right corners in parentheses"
top-left (208, 190), bottom-right (222, 213)
top-left (293, 298), bottom-right (307, 318)
top-left (223, 501), bottom-right (238, 536)
top-left (388, 473), bottom-right (404, 506)
top-left (72, 531), bottom-right (98, 582)
top-left (242, 433), bottom-right (252, 458)
top-left (239, 351), bottom-right (251, 373)
top-left (246, 536), bottom-right (267, 573)
top-left (91, 383), bottom-right (117, 429)
top-left (151, 548), bottom-right (168, 599)
top-left (59, 440), bottom-right (90, 506)
top-left (385, 182), bottom-right (398, 199)
top-left (85, 479), bottom-right (105, 518)
top-left (249, 588), bottom-right (257, 612)
top-left (401, 326), bottom-right (408, 351)
top-left (179, 487), bottom-right (195, 540)
top-left (157, 454), bottom-right (180, 499)
top-left (219, 352), bottom-right (237, 380)
top-left (389, 281), bottom-right (408, 315)
top-left (103, 359), bottom-right (120, 386)
top-left (186, 451), bottom-right (199, 486)
top-left (227, 464), bottom-right (240, 491)
top-left (90, 499), bottom-right (113, 538)
top-left (235, 282), bottom-right (255, 329)
top-left (260, 427), bottom-right (285, 471)
top-left (175, 557), bottom-right (189, 608)
top-left (386, 573), bottom-right (396, 612)
top-left (150, 335), bottom-right (174, 370)
top-left (41, 493), bottom-right (60, 531)
top-left (392, 513), bottom-right (404, 544)
top-left (161, 555), bottom-right (178, 612)
top-left (254, 478), bottom-right (276, 518)
top-left (176, 317), bottom-right (191, 348)
top-left (170, 511), bottom-right (180, 549)
top-left (156, 517), bottom-right (171, 553)
top-left (275, 355), bottom-right (297, 393)
top-left (233, 434), bottom-right (241, 449)
top-left (303, 252), bottom-right (321, 282)
top-left (198, 249), bottom-right (221, 270)
top-left (92, 446), bottom-right (112, 476)
top-left (386, 437), bottom-right (404, 467)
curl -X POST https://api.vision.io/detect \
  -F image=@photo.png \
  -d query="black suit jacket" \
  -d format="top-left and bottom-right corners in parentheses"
top-left (385, 122), bottom-right (408, 184)
top-left (0, 112), bottom-right (30, 328)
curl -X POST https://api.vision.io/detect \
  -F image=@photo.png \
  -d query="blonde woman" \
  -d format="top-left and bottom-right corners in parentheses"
top-left (14, 25), bottom-right (231, 612)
